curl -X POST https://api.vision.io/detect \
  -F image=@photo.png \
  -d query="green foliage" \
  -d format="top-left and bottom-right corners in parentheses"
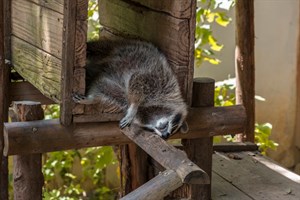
top-left (213, 78), bottom-right (278, 154)
top-left (87, 0), bottom-right (100, 41)
top-left (195, 0), bottom-right (234, 65)
top-left (43, 147), bottom-right (117, 200)
top-left (41, 105), bottom-right (117, 199)
top-left (255, 123), bottom-right (278, 155)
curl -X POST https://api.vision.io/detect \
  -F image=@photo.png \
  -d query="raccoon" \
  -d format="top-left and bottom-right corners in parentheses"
top-left (73, 39), bottom-right (188, 139)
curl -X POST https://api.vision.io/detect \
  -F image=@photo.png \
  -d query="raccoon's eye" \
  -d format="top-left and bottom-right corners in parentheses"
top-left (173, 113), bottom-right (182, 125)
top-left (157, 122), bottom-right (168, 133)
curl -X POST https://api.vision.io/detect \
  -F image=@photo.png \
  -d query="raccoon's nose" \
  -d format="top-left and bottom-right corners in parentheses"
top-left (161, 132), bottom-right (171, 140)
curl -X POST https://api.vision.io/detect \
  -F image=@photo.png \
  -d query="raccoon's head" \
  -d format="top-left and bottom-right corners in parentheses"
top-left (133, 105), bottom-right (188, 139)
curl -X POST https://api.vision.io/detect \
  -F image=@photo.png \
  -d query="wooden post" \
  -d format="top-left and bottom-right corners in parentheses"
top-left (60, 0), bottom-right (77, 125)
top-left (168, 77), bottom-right (215, 199)
top-left (235, 0), bottom-right (255, 142)
top-left (118, 144), bottom-right (150, 196)
top-left (0, 0), bottom-right (10, 198)
top-left (295, 1), bottom-right (300, 154)
top-left (11, 101), bottom-right (44, 200)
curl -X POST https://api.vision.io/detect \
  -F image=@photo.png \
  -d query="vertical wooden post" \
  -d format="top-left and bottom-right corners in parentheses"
top-left (295, 1), bottom-right (300, 152)
top-left (118, 144), bottom-right (150, 197)
top-left (235, 0), bottom-right (255, 142)
top-left (168, 77), bottom-right (214, 199)
top-left (12, 101), bottom-right (44, 200)
top-left (0, 0), bottom-right (10, 198)
top-left (61, 0), bottom-right (77, 125)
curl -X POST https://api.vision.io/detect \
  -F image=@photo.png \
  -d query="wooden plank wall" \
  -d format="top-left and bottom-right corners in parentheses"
top-left (74, 0), bottom-right (195, 122)
top-left (11, 0), bottom-right (64, 103)
top-left (99, 0), bottom-right (193, 100)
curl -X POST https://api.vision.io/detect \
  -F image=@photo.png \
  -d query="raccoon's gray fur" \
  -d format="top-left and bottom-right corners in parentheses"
top-left (74, 39), bottom-right (188, 139)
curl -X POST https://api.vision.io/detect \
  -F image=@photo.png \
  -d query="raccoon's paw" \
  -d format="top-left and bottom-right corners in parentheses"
top-left (72, 93), bottom-right (86, 103)
top-left (72, 93), bottom-right (97, 105)
top-left (119, 116), bottom-right (132, 129)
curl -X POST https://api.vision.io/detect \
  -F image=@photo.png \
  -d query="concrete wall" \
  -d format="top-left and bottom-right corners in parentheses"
top-left (194, 0), bottom-right (300, 169)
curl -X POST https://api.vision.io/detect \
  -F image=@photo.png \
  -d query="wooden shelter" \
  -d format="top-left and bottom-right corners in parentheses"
top-left (0, 0), bottom-right (299, 199)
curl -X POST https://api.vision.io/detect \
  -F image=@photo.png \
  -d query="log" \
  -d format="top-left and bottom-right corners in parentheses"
top-left (3, 105), bottom-right (246, 155)
top-left (235, 0), bottom-right (255, 142)
top-left (121, 170), bottom-right (182, 200)
top-left (12, 101), bottom-right (44, 200)
top-left (213, 142), bottom-right (258, 152)
top-left (121, 125), bottom-right (209, 184)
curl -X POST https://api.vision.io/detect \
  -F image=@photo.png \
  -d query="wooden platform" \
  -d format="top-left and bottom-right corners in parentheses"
top-left (212, 151), bottom-right (300, 200)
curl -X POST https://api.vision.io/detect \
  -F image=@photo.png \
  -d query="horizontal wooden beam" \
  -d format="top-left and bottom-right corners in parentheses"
top-left (9, 82), bottom-right (55, 105)
top-left (3, 105), bottom-right (246, 156)
top-left (120, 170), bottom-right (182, 200)
top-left (213, 142), bottom-right (258, 152)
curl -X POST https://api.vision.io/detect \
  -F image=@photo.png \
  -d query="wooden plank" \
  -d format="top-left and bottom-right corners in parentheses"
top-left (128, 0), bottom-right (192, 18)
top-left (11, 0), bottom-right (64, 59)
top-left (213, 152), bottom-right (300, 200)
top-left (73, 0), bottom-right (88, 96)
top-left (99, 0), bottom-right (189, 66)
top-left (12, 101), bottom-right (44, 200)
top-left (9, 82), bottom-right (55, 105)
top-left (60, 0), bottom-right (77, 125)
top-left (235, 0), bottom-right (255, 142)
top-left (29, 0), bottom-right (64, 14)
top-left (186, 0), bottom-right (196, 105)
top-left (11, 36), bottom-right (61, 103)
top-left (211, 172), bottom-right (252, 200)
top-left (99, 0), bottom-right (191, 100)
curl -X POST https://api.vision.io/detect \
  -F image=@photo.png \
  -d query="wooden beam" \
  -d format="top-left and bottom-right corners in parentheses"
top-left (213, 142), bottom-right (258, 152)
top-left (122, 124), bottom-right (210, 184)
top-left (235, 0), bottom-right (255, 142)
top-left (121, 170), bottom-right (182, 200)
top-left (11, 101), bottom-right (44, 200)
top-left (3, 105), bottom-right (246, 155)
top-left (9, 82), bottom-right (55, 105)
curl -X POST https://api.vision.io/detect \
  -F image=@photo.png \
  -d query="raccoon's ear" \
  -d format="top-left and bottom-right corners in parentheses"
top-left (180, 121), bottom-right (189, 134)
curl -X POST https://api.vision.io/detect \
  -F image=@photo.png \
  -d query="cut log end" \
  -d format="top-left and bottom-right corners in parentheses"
top-left (183, 170), bottom-right (210, 184)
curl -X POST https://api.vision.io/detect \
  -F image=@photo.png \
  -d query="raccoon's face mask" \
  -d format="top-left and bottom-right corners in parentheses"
top-left (134, 106), bottom-right (188, 139)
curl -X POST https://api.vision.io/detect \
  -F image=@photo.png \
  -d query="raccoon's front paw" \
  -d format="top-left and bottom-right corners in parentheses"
top-left (119, 116), bottom-right (132, 129)
top-left (72, 93), bottom-right (97, 105)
